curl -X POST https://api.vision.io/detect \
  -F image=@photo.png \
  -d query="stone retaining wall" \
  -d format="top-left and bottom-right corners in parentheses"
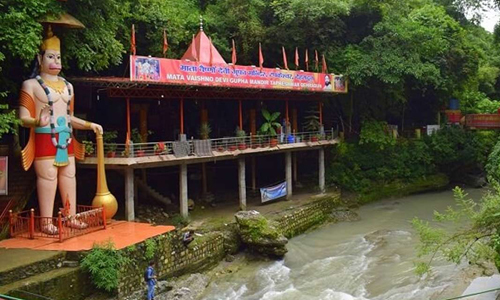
top-left (274, 195), bottom-right (341, 238)
top-left (116, 195), bottom-right (342, 298)
top-left (117, 230), bottom-right (226, 298)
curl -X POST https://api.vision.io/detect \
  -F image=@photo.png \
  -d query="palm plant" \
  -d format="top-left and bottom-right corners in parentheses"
top-left (259, 109), bottom-right (281, 136)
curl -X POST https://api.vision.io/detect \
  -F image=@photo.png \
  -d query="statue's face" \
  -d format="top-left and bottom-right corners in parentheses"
top-left (39, 50), bottom-right (62, 76)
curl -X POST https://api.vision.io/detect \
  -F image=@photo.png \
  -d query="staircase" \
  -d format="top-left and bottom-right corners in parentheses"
top-left (135, 176), bottom-right (172, 206)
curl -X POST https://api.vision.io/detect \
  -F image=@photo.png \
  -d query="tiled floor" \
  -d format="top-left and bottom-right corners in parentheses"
top-left (0, 221), bottom-right (175, 251)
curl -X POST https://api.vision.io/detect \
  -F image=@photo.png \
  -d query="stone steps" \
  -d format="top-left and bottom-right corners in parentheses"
top-left (135, 176), bottom-right (171, 205)
top-left (0, 266), bottom-right (93, 300)
top-left (0, 250), bottom-right (65, 286)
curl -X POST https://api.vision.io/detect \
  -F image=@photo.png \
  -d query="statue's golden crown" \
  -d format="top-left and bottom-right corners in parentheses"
top-left (41, 26), bottom-right (60, 52)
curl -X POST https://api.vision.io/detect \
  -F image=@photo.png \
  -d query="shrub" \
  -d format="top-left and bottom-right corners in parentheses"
top-left (81, 241), bottom-right (129, 293)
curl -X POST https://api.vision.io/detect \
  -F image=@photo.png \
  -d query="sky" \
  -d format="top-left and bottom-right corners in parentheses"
top-left (481, 6), bottom-right (499, 32)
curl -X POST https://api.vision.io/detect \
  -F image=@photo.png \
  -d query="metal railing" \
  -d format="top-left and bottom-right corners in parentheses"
top-left (84, 129), bottom-right (338, 158)
top-left (9, 206), bottom-right (106, 242)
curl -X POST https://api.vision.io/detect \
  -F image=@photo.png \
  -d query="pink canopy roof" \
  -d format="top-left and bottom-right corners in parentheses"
top-left (181, 29), bottom-right (226, 64)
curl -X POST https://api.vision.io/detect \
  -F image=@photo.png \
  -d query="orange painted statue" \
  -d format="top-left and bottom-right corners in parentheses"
top-left (18, 27), bottom-right (103, 235)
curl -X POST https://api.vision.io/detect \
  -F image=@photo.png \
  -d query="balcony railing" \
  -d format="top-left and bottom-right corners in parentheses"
top-left (83, 129), bottom-right (337, 159)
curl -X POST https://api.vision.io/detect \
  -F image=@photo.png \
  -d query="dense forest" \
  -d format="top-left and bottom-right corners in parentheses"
top-left (2, 0), bottom-right (500, 120)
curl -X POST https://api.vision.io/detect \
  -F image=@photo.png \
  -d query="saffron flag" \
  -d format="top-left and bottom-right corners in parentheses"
top-left (259, 42), bottom-right (264, 69)
top-left (305, 49), bottom-right (309, 71)
top-left (322, 54), bottom-right (328, 74)
top-left (282, 46), bottom-right (289, 70)
top-left (163, 29), bottom-right (168, 57)
top-left (295, 47), bottom-right (299, 69)
top-left (315, 50), bottom-right (319, 72)
top-left (131, 24), bottom-right (136, 55)
top-left (260, 182), bottom-right (287, 203)
top-left (232, 39), bottom-right (237, 66)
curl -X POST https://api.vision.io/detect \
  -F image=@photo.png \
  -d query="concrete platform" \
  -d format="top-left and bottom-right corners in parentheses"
top-left (0, 221), bottom-right (175, 251)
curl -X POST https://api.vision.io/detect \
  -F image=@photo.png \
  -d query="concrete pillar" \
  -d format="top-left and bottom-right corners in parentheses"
top-left (179, 164), bottom-right (188, 218)
top-left (238, 158), bottom-right (246, 210)
top-left (293, 152), bottom-right (297, 183)
top-left (125, 168), bottom-right (135, 221)
top-left (319, 148), bottom-right (325, 193)
top-left (286, 152), bottom-right (292, 199)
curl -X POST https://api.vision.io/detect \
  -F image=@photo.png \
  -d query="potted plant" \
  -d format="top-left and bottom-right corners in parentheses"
top-left (199, 123), bottom-right (211, 140)
top-left (235, 127), bottom-right (247, 150)
top-left (82, 140), bottom-right (95, 156)
top-left (228, 138), bottom-right (238, 151)
top-left (303, 107), bottom-right (321, 138)
top-left (103, 131), bottom-right (118, 158)
top-left (252, 135), bottom-right (262, 149)
top-left (259, 109), bottom-right (281, 147)
top-left (154, 142), bottom-right (166, 155)
top-left (131, 128), bottom-right (152, 157)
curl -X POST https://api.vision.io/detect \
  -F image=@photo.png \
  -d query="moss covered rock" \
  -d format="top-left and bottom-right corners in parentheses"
top-left (234, 210), bottom-right (288, 258)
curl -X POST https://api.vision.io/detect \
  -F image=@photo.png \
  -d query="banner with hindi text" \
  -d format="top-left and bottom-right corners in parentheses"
top-left (130, 56), bottom-right (347, 93)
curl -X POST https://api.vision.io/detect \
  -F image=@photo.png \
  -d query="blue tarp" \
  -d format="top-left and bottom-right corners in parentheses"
top-left (260, 182), bottom-right (287, 203)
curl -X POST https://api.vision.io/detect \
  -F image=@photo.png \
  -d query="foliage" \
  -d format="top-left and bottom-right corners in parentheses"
top-left (199, 122), bottom-right (211, 139)
top-left (235, 127), bottom-right (246, 142)
top-left (412, 186), bottom-right (500, 275)
top-left (81, 241), bottom-right (129, 293)
top-left (486, 139), bottom-right (500, 183)
top-left (171, 214), bottom-right (190, 227)
top-left (82, 140), bottom-right (95, 156)
top-left (144, 238), bottom-right (157, 261)
top-left (359, 120), bottom-right (395, 149)
top-left (0, 103), bottom-right (19, 140)
top-left (302, 108), bottom-right (321, 132)
top-left (103, 130), bottom-right (118, 153)
top-left (328, 126), bottom-right (494, 193)
top-left (328, 138), bottom-right (435, 193)
top-left (259, 109), bottom-right (281, 136)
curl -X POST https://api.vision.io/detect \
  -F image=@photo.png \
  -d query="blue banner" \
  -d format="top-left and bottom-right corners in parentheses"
top-left (260, 182), bottom-right (287, 203)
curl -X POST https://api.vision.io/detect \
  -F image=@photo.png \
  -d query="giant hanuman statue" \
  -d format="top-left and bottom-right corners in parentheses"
top-left (18, 27), bottom-right (103, 235)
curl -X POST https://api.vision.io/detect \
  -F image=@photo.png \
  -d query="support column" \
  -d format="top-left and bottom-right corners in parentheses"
top-left (319, 148), bottom-right (325, 193)
top-left (139, 104), bottom-right (149, 142)
top-left (125, 168), bottom-right (135, 221)
top-left (293, 152), bottom-right (297, 182)
top-left (180, 98), bottom-right (184, 135)
top-left (238, 158), bottom-right (246, 211)
top-left (239, 99), bottom-right (243, 130)
top-left (250, 109), bottom-right (256, 136)
top-left (319, 101), bottom-right (323, 126)
top-left (179, 164), bottom-right (188, 218)
top-left (251, 157), bottom-right (256, 190)
top-left (126, 98), bottom-right (131, 142)
top-left (292, 108), bottom-right (298, 133)
top-left (286, 152), bottom-right (292, 199)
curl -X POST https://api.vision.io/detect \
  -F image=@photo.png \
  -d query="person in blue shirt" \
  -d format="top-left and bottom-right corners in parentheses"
top-left (145, 261), bottom-right (157, 300)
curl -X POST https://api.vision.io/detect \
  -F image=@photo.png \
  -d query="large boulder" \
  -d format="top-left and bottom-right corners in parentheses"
top-left (234, 210), bottom-right (288, 258)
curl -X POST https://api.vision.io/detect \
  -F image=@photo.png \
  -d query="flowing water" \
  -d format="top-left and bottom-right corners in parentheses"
top-left (201, 189), bottom-right (491, 300)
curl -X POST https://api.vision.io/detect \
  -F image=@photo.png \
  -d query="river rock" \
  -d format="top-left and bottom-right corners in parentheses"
top-left (234, 210), bottom-right (288, 258)
top-left (157, 273), bottom-right (209, 300)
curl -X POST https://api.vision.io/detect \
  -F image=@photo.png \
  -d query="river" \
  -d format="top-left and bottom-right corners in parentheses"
top-left (200, 188), bottom-right (493, 300)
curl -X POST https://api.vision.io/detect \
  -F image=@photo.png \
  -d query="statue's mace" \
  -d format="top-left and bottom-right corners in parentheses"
top-left (92, 132), bottom-right (118, 220)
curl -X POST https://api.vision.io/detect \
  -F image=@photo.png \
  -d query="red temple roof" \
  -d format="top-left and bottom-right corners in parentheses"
top-left (181, 29), bottom-right (226, 64)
